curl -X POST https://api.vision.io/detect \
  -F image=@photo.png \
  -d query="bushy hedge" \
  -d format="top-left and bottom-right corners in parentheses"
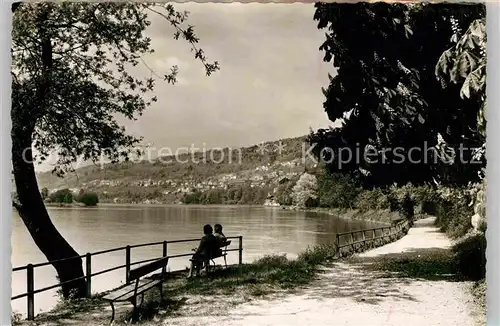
top-left (317, 171), bottom-right (361, 209)
top-left (76, 192), bottom-right (99, 206)
top-left (48, 188), bottom-right (73, 204)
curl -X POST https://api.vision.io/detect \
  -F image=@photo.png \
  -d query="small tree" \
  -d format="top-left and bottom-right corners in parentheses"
top-left (40, 187), bottom-right (49, 200)
top-left (77, 192), bottom-right (99, 206)
top-left (275, 180), bottom-right (295, 206)
top-left (49, 188), bottom-right (73, 203)
top-left (292, 173), bottom-right (318, 208)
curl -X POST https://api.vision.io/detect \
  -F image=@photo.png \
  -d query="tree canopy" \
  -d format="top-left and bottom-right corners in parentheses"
top-left (436, 17), bottom-right (486, 161)
top-left (308, 2), bottom-right (485, 187)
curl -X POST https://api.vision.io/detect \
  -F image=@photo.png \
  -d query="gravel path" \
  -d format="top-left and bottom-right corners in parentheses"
top-left (161, 217), bottom-right (483, 326)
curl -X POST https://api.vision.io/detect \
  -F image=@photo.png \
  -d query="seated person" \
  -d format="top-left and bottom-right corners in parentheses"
top-left (214, 223), bottom-right (227, 243)
top-left (188, 224), bottom-right (219, 278)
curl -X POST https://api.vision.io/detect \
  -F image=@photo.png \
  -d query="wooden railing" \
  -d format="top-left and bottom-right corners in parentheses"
top-left (11, 236), bottom-right (244, 320)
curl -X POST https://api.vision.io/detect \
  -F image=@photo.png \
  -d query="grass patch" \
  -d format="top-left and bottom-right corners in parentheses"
top-left (471, 279), bottom-right (486, 310)
top-left (120, 296), bottom-right (187, 324)
top-left (354, 247), bottom-right (457, 281)
top-left (13, 294), bottom-right (108, 325)
top-left (166, 245), bottom-right (337, 297)
top-left (52, 294), bottom-right (106, 315)
top-left (113, 246), bottom-right (337, 324)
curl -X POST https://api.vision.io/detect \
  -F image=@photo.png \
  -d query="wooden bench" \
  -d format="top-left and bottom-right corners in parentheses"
top-left (102, 256), bottom-right (169, 324)
top-left (210, 240), bottom-right (231, 268)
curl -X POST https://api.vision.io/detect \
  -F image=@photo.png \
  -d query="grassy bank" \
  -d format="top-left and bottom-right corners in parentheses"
top-left (282, 206), bottom-right (403, 225)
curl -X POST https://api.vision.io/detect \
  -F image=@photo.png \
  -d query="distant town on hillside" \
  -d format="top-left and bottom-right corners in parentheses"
top-left (35, 136), bottom-right (320, 205)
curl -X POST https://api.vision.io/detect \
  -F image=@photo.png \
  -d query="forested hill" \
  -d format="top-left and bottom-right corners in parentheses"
top-left (36, 136), bottom-right (319, 204)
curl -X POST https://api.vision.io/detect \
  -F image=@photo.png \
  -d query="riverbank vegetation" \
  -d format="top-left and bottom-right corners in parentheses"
top-left (12, 1), bottom-right (220, 299)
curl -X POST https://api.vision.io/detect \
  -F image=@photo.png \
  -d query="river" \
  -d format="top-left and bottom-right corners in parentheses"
top-left (11, 204), bottom-right (381, 317)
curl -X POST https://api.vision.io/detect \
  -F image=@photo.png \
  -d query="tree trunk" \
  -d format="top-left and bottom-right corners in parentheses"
top-left (11, 124), bottom-right (87, 299)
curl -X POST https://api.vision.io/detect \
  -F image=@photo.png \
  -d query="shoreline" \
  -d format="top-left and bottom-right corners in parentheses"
top-left (279, 205), bottom-right (399, 225)
top-left (44, 202), bottom-right (88, 208)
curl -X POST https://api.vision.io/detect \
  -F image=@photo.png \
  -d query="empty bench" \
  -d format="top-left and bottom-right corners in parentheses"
top-left (102, 256), bottom-right (169, 324)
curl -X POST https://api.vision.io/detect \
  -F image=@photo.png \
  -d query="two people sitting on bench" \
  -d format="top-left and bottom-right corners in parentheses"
top-left (188, 224), bottom-right (227, 278)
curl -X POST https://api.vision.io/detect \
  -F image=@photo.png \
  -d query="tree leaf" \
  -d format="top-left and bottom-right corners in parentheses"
top-left (458, 51), bottom-right (476, 78)
top-left (418, 114), bottom-right (425, 124)
top-left (404, 24), bottom-right (413, 38)
top-left (460, 76), bottom-right (471, 99)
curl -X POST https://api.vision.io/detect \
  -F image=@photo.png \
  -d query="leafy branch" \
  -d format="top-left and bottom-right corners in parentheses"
top-left (12, 2), bottom-right (220, 177)
top-left (436, 18), bottom-right (486, 137)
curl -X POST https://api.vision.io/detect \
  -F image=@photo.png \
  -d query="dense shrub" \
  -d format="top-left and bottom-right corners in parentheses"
top-left (274, 179), bottom-right (296, 206)
top-left (48, 188), bottom-right (73, 204)
top-left (434, 186), bottom-right (475, 239)
top-left (40, 187), bottom-right (49, 200)
top-left (452, 232), bottom-right (486, 280)
top-left (76, 192), bottom-right (99, 206)
top-left (182, 191), bottom-right (203, 204)
top-left (354, 188), bottom-right (390, 212)
top-left (291, 173), bottom-right (318, 207)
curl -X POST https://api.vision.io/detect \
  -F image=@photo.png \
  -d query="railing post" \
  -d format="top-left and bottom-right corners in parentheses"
top-left (335, 234), bottom-right (340, 257)
top-left (27, 264), bottom-right (34, 321)
top-left (162, 241), bottom-right (168, 274)
top-left (125, 245), bottom-right (131, 284)
top-left (86, 253), bottom-right (92, 298)
top-left (362, 230), bottom-right (366, 242)
top-left (238, 236), bottom-right (243, 266)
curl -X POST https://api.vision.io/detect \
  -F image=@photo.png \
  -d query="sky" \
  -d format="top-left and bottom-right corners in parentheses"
top-left (37, 3), bottom-right (338, 171)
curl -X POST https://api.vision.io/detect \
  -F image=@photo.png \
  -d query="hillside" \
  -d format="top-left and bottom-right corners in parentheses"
top-left (36, 136), bottom-right (318, 204)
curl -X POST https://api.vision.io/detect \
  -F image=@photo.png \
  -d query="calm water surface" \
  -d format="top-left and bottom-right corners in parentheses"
top-left (11, 204), bottom-right (380, 316)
